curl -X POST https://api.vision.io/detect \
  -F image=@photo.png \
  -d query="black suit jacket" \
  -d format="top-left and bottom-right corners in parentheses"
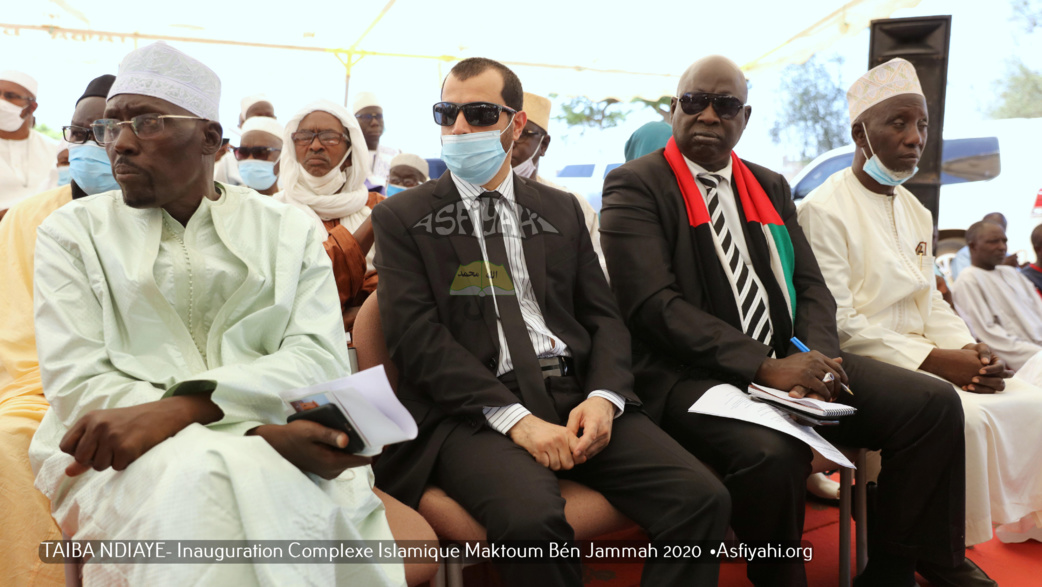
top-left (600, 150), bottom-right (841, 423)
top-left (372, 171), bottom-right (637, 507)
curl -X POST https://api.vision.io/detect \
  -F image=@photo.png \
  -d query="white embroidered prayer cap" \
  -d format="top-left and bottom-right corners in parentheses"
top-left (389, 153), bottom-right (429, 180)
top-left (846, 58), bottom-right (924, 124)
top-left (240, 116), bottom-right (283, 140)
top-left (352, 92), bottom-right (380, 113)
top-left (108, 42), bottom-right (221, 122)
top-left (0, 70), bottom-right (39, 97)
top-left (522, 92), bottom-right (552, 132)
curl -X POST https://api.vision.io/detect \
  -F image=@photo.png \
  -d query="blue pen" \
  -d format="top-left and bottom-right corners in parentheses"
top-left (789, 337), bottom-right (853, 395)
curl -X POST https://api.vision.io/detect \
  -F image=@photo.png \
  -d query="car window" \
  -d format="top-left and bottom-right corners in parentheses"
top-left (941, 137), bottom-right (1000, 184)
top-left (793, 153), bottom-right (854, 200)
top-left (557, 164), bottom-right (595, 178)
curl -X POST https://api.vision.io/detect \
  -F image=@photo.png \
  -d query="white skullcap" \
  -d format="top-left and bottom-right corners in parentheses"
top-left (108, 42), bottom-right (221, 122)
top-left (389, 153), bottom-right (429, 180)
top-left (0, 70), bottom-right (38, 97)
top-left (352, 92), bottom-right (380, 113)
top-left (240, 116), bottom-right (283, 140)
top-left (241, 93), bottom-right (271, 119)
top-left (847, 58), bottom-right (925, 125)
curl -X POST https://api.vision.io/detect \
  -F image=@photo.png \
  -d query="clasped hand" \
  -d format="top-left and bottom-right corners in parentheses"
top-left (508, 397), bottom-right (615, 470)
top-left (755, 350), bottom-right (848, 402)
top-left (921, 343), bottom-right (1013, 393)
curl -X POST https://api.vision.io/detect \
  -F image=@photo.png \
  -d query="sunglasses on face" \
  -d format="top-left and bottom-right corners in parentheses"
top-left (290, 130), bottom-right (349, 147)
top-left (234, 146), bottom-right (282, 161)
top-left (432, 102), bottom-right (517, 127)
top-left (676, 93), bottom-right (745, 119)
top-left (355, 113), bottom-right (383, 122)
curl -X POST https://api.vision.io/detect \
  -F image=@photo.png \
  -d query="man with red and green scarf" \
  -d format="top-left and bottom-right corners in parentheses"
top-left (601, 56), bottom-right (968, 587)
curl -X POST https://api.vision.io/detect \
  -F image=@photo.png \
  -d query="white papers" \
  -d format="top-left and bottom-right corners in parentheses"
top-left (279, 365), bottom-right (417, 457)
top-left (689, 384), bottom-right (854, 469)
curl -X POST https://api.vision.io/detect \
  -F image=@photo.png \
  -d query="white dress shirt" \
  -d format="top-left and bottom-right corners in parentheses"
top-left (449, 172), bottom-right (624, 434)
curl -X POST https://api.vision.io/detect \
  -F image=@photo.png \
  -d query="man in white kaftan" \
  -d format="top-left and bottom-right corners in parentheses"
top-left (0, 70), bottom-right (59, 214)
top-left (28, 42), bottom-right (405, 587)
top-left (798, 58), bottom-right (1042, 551)
top-left (953, 221), bottom-right (1042, 376)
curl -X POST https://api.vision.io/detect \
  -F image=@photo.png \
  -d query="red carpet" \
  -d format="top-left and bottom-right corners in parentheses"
top-left (457, 497), bottom-right (1042, 586)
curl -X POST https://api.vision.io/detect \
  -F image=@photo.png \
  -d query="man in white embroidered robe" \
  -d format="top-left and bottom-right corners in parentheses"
top-left (28, 42), bottom-right (414, 586)
top-left (953, 221), bottom-right (1042, 383)
top-left (798, 58), bottom-right (1042, 550)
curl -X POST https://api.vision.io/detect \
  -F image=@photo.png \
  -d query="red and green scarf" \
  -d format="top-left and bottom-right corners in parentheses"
top-left (663, 137), bottom-right (797, 344)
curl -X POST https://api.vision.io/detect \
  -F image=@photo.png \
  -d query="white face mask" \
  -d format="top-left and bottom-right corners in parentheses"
top-left (299, 148), bottom-right (352, 195)
top-left (513, 145), bottom-right (539, 179)
top-left (0, 99), bottom-right (27, 132)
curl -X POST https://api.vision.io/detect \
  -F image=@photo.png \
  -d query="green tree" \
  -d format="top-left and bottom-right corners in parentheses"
top-left (34, 123), bottom-right (62, 141)
top-left (989, 60), bottom-right (1042, 119)
top-left (1013, 0), bottom-right (1041, 32)
top-left (552, 95), bottom-right (672, 130)
top-left (553, 95), bottom-right (626, 131)
top-left (769, 54), bottom-right (848, 163)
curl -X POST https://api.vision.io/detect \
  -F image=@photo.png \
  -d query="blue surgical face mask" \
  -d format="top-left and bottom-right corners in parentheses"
top-left (861, 122), bottom-right (918, 187)
top-left (57, 166), bottom-right (72, 186)
top-left (386, 183), bottom-right (407, 196)
top-left (68, 143), bottom-right (120, 195)
top-left (440, 116), bottom-right (514, 185)
top-left (238, 159), bottom-right (279, 191)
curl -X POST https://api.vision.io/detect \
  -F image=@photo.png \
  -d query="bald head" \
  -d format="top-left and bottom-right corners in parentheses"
top-left (983, 212), bottom-right (1007, 230)
top-left (677, 56), bottom-right (748, 103)
top-left (671, 55), bottom-right (751, 171)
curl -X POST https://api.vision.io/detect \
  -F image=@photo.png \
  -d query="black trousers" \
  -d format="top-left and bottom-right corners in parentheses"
top-left (663, 352), bottom-right (966, 587)
top-left (433, 374), bottom-right (731, 587)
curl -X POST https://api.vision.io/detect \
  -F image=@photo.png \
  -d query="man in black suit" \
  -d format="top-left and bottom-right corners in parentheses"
top-left (601, 56), bottom-right (969, 587)
top-left (371, 57), bottom-right (730, 587)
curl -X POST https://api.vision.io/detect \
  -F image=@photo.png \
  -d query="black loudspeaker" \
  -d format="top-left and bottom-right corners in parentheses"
top-left (868, 16), bottom-right (952, 223)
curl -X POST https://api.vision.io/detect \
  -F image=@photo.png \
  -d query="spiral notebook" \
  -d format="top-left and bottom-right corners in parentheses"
top-left (748, 383), bottom-right (857, 418)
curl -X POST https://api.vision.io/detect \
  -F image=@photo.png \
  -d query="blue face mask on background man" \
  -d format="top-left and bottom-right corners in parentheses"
top-left (440, 116), bottom-right (514, 185)
top-left (860, 122), bottom-right (918, 187)
top-left (68, 143), bottom-right (120, 195)
top-left (238, 159), bottom-right (279, 191)
top-left (57, 166), bottom-right (71, 186)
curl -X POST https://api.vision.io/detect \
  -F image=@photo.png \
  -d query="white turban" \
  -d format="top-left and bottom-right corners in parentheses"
top-left (352, 92), bottom-right (380, 114)
top-left (240, 116), bottom-right (283, 140)
top-left (0, 70), bottom-right (38, 97)
top-left (108, 42), bottom-right (221, 122)
top-left (847, 58), bottom-right (925, 125)
top-left (389, 153), bottom-right (429, 180)
top-left (240, 93), bottom-right (271, 119)
top-left (275, 99), bottom-right (373, 246)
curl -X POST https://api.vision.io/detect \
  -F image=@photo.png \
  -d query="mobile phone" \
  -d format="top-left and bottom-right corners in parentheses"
top-left (287, 404), bottom-right (368, 454)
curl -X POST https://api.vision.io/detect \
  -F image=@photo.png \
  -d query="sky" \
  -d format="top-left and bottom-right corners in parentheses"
top-left (2, 0), bottom-right (1039, 179)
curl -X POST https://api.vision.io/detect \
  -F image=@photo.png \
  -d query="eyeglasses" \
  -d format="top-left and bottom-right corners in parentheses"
top-left (290, 130), bottom-right (349, 147)
top-left (91, 114), bottom-right (208, 145)
top-left (62, 125), bottom-right (98, 145)
top-left (517, 128), bottom-right (545, 143)
top-left (0, 91), bottom-right (34, 105)
top-left (234, 146), bottom-right (282, 161)
top-left (432, 102), bottom-right (517, 127)
top-left (355, 113), bottom-right (384, 122)
top-left (676, 93), bottom-right (745, 119)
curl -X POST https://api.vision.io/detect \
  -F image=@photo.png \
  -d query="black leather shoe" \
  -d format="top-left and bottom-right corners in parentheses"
top-left (916, 558), bottom-right (998, 587)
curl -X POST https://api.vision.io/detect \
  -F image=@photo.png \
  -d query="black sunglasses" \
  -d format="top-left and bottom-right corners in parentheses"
top-left (676, 93), bottom-right (745, 119)
top-left (234, 146), bottom-right (282, 161)
top-left (433, 102), bottom-right (517, 127)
